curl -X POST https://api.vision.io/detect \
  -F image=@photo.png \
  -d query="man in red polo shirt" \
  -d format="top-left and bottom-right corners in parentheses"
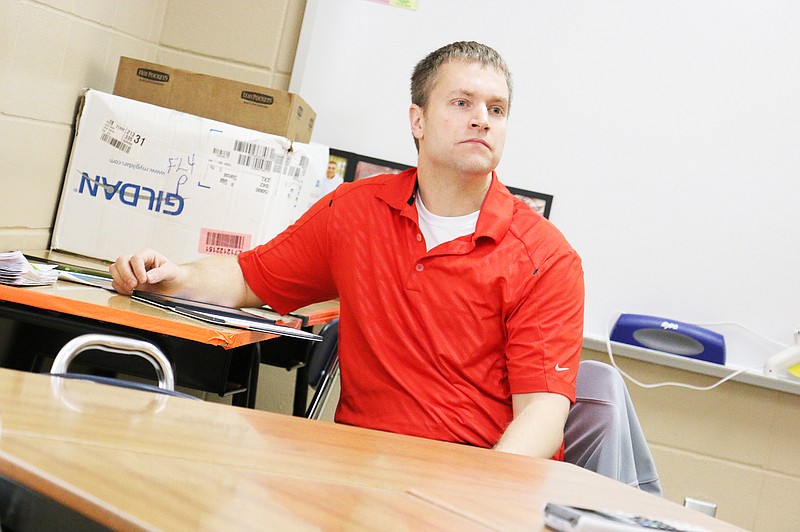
top-left (110, 41), bottom-right (584, 460)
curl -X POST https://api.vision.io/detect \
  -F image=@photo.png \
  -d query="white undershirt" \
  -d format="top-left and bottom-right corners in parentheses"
top-left (416, 195), bottom-right (480, 252)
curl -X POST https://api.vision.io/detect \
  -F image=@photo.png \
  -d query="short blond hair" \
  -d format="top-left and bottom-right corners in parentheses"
top-left (411, 41), bottom-right (513, 111)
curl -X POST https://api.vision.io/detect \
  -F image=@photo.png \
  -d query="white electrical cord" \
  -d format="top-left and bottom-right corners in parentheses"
top-left (695, 320), bottom-right (788, 350)
top-left (604, 313), bottom-right (769, 391)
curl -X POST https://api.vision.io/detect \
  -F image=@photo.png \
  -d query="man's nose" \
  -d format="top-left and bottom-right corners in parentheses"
top-left (470, 107), bottom-right (490, 130)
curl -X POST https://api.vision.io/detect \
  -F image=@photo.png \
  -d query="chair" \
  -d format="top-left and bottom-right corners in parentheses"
top-left (1, 334), bottom-right (197, 531)
top-left (564, 360), bottom-right (662, 496)
top-left (49, 333), bottom-right (199, 400)
top-left (300, 318), bottom-right (339, 419)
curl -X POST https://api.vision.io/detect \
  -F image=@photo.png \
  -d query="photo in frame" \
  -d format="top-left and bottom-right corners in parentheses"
top-left (506, 186), bottom-right (553, 219)
top-left (319, 149), bottom-right (350, 196)
top-left (329, 148), bottom-right (411, 183)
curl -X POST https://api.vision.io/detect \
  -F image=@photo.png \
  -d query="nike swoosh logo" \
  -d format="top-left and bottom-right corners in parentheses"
top-left (555, 364), bottom-right (569, 372)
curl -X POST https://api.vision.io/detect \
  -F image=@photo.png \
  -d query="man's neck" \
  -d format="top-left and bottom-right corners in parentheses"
top-left (416, 167), bottom-right (492, 217)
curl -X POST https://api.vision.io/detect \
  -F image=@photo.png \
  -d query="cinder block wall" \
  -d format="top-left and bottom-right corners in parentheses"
top-left (582, 349), bottom-right (800, 531)
top-left (0, 0), bottom-right (307, 414)
top-left (0, 0), bottom-right (305, 250)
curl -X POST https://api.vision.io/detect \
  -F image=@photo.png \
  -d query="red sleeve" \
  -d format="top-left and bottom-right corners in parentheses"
top-left (505, 249), bottom-right (585, 402)
top-left (238, 194), bottom-right (338, 315)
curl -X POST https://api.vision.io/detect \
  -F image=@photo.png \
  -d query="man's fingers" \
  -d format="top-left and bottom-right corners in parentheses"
top-left (109, 249), bottom-right (177, 296)
top-left (109, 258), bottom-right (137, 294)
top-left (109, 251), bottom-right (159, 294)
top-left (128, 253), bottom-right (152, 285)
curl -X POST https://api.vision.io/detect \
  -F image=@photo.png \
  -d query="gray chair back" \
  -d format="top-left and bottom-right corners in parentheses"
top-left (564, 360), bottom-right (662, 496)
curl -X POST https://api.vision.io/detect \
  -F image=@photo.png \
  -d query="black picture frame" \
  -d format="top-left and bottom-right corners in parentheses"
top-left (328, 150), bottom-right (552, 219)
top-left (506, 186), bottom-right (554, 219)
top-left (329, 148), bottom-right (412, 183)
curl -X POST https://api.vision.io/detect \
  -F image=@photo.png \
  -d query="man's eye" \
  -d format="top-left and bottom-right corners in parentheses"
top-left (454, 99), bottom-right (467, 107)
top-left (490, 106), bottom-right (506, 116)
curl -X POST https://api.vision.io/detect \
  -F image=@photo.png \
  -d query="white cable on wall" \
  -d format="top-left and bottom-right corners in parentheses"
top-left (603, 313), bottom-right (772, 391)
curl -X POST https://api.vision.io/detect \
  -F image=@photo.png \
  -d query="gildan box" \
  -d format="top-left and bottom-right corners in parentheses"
top-left (113, 57), bottom-right (316, 143)
top-left (51, 89), bottom-right (328, 264)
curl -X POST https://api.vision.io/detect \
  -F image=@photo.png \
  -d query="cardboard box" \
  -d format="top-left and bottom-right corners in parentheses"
top-left (113, 57), bottom-right (316, 143)
top-left (51, 90), bottom-right (328, 264)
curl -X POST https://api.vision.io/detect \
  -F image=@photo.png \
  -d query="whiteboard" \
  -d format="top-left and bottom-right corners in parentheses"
top-left (291, 0), bottom-right (800, 352)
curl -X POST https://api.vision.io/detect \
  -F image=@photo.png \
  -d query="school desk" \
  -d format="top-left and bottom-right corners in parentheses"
top-left (0, 281), bottom-right (338, 408)
top-left (0, 367), bottom-right (742, 531)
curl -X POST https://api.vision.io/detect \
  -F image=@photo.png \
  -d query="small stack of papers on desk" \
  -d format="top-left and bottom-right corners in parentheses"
top-left (0, 251), bottom-right (59, 286)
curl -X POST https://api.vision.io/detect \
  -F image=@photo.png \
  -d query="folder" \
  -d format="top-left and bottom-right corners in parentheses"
top-left (131, 290), bottom-right (322, 342)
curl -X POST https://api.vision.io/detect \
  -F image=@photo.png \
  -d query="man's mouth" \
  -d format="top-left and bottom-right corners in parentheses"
top-left (462, 138), bottom-right (490, 149)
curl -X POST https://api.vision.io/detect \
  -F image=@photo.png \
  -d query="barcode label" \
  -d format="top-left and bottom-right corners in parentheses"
top-left (259, 153), bottom-right (310, 177)
top-left (207, 232), bottom-right (243, 249)
top-left (232, 140), bottom-right (310, 178)
top-left (234, 140), bottom-right (276, 158)
top-left (237, 154), bottom-right (272, 171)
top-left (100, 133), bottom-right (132, 154)
top-left (199, 229), bottom-right (252, 256)
top-left (292, 155), bottom-right (310, 177)
top-left (233, 140), bottom-right (278, 171)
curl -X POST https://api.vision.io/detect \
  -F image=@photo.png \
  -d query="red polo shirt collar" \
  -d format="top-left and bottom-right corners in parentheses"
top-left (376, 168), bottom-right (514, 247)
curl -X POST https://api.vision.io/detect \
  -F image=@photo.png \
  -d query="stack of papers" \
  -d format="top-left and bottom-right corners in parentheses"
top-left (0, 251), bottom-right (59, 286)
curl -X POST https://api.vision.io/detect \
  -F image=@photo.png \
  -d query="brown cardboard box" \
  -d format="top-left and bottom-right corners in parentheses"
top-left (113, 56), bottom-right (316, 142)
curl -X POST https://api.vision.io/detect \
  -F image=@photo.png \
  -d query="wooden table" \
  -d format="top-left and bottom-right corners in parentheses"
top-left (0, 368), bottom-right (741, 531)
top-left (0, 280), bottom-right (338, 408)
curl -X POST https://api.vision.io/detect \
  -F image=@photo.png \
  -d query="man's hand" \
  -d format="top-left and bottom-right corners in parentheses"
top-left (110, 249), bottom-right (180, 295)
top-left (109, 249), bottom-right (261, 309)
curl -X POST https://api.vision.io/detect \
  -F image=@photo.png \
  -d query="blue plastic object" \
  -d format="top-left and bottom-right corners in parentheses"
top-left (610, 314), bottom-right (726, 365)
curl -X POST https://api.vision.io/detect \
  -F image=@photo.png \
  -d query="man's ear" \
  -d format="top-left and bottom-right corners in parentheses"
top-left (409, 104), bottom-right (424, 141)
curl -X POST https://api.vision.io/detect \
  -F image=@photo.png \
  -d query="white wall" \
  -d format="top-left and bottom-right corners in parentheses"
top-left (292, 0), bottom-right (800, 357)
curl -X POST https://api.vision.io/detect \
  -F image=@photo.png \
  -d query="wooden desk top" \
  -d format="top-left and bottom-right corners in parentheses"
top-left (0, 368), bottom-right (741, 531)
top-left (0, 282), bottom-right (339, 349)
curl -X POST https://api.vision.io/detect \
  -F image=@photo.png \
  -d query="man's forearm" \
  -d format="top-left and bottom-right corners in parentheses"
top-left (169, 256), bottom-right (261, 308)
top-left (493, 392), bottom-right (570, 459)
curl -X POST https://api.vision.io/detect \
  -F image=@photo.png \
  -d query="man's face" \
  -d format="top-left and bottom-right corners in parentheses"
top-left (327, 162), bottom-right (337, 179)
top-left (410, 60), bottom-right (509, 179)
